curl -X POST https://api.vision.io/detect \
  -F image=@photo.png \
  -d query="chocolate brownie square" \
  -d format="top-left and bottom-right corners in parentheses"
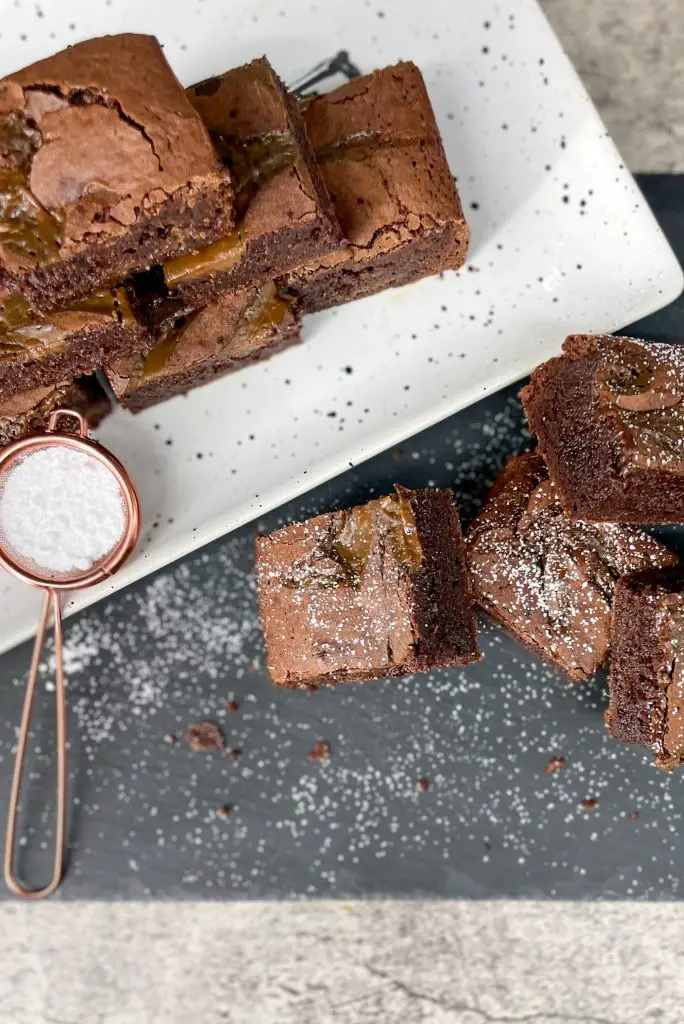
top-left (521, 334), bottom-right (684, 523)
top-left (282, 62), bottom-right (469, 313)
top-left (466, 452), bottom-right (677, 681)
top-left (608, 569), bottom-right (684, 771)
top-left (0, 286), bottom-right (146, 402)
top-left (133, 57), bottom-right (341, 328)
top-left (0, 373), bottom-right (110, 449)
top-left (0, 34), bottom-right (232, 311)
top-left (105, 283), bottom-right (299, 413)
top-left (256, 486), bottom-right (479, 688)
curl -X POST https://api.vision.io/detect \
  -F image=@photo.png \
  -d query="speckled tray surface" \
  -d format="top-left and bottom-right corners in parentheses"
top-left (0, 176), bottom-right (681, 901)
top-left (0, 0), bottom-right (681, 656)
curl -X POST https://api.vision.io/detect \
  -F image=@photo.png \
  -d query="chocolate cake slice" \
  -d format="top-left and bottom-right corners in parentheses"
top-left (132, 57), bottom-right (341, 328)
top-left (0, 373), bottom-right (110, 449)
top-left (0, 286), bottom-right (146, 402)
top-left (521, 334), bottom-right (684, 523)
top-left (256, 485), bottom-right (479, 688)
top-left (608, 569), bottom-right (684, 771)
top-left (282, 62), bottom-right (469, 313)
top-left (105, 283), bottom-right (300, 413)
top-left (0, 34), bottom-right (233, 311)
top-left (466, 452), bottom-right (677, 681)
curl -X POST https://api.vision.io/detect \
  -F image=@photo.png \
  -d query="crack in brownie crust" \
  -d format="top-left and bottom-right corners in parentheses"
top-left (282, 62), bottom-right (469, 313)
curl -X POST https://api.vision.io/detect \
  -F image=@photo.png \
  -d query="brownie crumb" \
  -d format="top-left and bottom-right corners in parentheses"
top-left (225, 700), bottom-right (239, 712)
top-left (581, 798), bottom-right (598, 810)
top-left (227, 747), bottom-right (242, 760)
top-left (308, 740), bottom-right (331, 763)
top-left (416, 777), bottom-right (430, 792)
top-left (484, 840), bottom-right (492, 852)
top-left (163, 734), bottom-right (177, 746)
top-left (216, 804), bottom-right (233, 819)
top-left (185, 721), bottom-right (224, 752)
top-left (629, 811), bottom-right (640, 820)
top-left (544, 756), bottom-right (567, 775)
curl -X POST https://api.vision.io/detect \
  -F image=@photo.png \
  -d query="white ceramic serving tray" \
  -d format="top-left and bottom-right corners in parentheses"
top-left (0, 0), bottom-right (681, 655)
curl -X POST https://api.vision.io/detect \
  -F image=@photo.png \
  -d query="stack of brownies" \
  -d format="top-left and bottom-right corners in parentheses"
top-left (257, 333), bottom-right (684, 773)
top-left (0, 33), bottom-right (469, 439)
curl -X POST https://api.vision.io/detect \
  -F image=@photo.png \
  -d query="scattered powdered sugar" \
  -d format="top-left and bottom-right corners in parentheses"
top-left (0, 388), bottom-right (681, 900)
top-left (0, 446), bottom-right (126, 576)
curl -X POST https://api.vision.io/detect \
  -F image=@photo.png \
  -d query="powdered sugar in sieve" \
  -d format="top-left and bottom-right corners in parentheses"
top-left (0, 445), bottom-right (127, 579)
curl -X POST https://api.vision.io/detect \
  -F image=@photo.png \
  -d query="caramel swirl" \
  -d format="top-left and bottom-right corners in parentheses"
top-left (162, 131), bottom-right (299, 288)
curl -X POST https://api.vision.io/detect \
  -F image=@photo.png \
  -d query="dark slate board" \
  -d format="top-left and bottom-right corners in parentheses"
top-left (0, 175), bottom-right (683, 901)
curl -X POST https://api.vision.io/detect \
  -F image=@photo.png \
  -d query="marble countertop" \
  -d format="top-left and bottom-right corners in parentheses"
top-left (1, 2), bottom-right (683, 1023)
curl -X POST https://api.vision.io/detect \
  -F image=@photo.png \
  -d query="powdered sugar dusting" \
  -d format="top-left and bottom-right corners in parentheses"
top-left (0, 446), bottom-right (126, 577)
top-left (0, 388), bottom-right (682, 900)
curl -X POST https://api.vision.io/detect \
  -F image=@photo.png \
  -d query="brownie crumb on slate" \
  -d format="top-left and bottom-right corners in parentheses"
top-left (466, 452), bottom-right (677, 681)
top-left (216, 805), bottom-right (233, 819)
top-left (256, 485), bottom-right (479, 688)
top-left (308, 740), bottom-right (331, 763)
top-left (416, 776), bottom-right (430, 791)
top-left (185, 721), bottom-right (224, 752)
top-left (225, 700), bottom-right (239, 713)
top-left (521, 334), bottom-right (684, 523)
top-left (581, 798), bottom-right (598, 810)
top-left (544, 756), bottom-right (567, 775)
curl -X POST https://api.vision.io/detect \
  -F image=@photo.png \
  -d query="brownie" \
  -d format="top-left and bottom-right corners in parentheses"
top-left (466, 452), bottom-right (678, 681)
top-left (105, 283), bottom-right (300, 413)
top-left (282, 62), bottom-right (469, 313)
top-left (256, 485), bottom-right (479, 688)
top-left (608, 569), bottom-right (684, 771)
top-left (131, 57), bottom-right (341, 329)
top-left (0, 34), bottom-right (232, 311)
top-left (0, 286), bottom-right (146, 402)
top-left (521, 334), bottom-right (684, 523)
top-left (0, 373), bottom-right (110, 448)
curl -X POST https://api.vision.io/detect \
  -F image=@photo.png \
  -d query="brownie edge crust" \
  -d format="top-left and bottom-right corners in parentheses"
top-left (256, 486), bottom-right (479, 689)
top-left (608, 569), bottom-right (684, 771)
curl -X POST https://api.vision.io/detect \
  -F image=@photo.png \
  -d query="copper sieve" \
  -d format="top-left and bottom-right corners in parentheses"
top-left (0, 410), bottom-right (140, 898)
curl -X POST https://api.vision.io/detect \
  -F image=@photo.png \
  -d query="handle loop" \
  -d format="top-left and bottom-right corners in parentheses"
top-left (4, 589), bottom-right (67, 899)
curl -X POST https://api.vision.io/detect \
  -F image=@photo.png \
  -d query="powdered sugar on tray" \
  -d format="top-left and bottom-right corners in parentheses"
top-left (0, 446), bottom-right (126, 576)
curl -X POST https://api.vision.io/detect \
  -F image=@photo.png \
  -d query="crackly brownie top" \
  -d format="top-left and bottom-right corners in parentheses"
top-left (565, 334), bottom-right (684, 473)
top-left (107, 283), bottom-right (294, 394)
top-left (299, 62), bottom-right (465, 263)
top-left (466, 452), bottom-right (677, 680)
top-left (0, 34), bottom-right (221, 269)
top-left (163, 58), bottom-right (321, 289)
top-left (257, 487), bottom-right (424, 685)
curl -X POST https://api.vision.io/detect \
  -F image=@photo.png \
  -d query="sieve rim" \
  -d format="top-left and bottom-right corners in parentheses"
top-left (0, 430), bottom-right (140, 591)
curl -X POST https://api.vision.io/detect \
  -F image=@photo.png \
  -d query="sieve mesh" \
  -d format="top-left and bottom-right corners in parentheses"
top-left (0, 442), bottom-right (128, 585)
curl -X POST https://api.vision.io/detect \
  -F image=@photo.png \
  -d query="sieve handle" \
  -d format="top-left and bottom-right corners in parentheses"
top-left (4, 589), bottom-right (67, 899)
top-left (47, 408), bottom-right (88, 438)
